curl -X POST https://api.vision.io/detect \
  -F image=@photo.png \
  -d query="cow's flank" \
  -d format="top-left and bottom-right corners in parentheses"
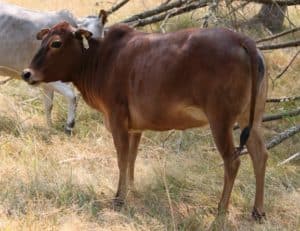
top-left (22, 22), bottom-right (268, 221)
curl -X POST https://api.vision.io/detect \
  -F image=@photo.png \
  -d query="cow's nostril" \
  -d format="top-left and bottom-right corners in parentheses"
top-left (22, 71), bottom-right (31, 81)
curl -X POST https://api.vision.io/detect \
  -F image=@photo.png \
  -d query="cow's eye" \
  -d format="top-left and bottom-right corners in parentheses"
top-left (50, 40), bottom-right (62, 48)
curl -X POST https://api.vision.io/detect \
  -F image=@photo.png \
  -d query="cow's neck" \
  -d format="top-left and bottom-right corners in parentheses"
top-left (72, 39), bottom-right (106, 111)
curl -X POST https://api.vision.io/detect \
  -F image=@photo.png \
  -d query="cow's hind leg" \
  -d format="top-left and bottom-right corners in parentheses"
top-left (128, 132), bottom-right (142, 190)
top-left (210, 119), bottom-right (240, 215)
top-left (238, 118), bottom-right (268, 222)
top-left (42, 85), bottom-right (54, 127)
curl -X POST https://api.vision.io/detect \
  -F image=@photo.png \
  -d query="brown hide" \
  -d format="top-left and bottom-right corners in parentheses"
top-left (23, 22), bottom-right (268, 220)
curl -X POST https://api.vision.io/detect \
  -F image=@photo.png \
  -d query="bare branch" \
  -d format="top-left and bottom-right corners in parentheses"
top-left (256, 27), bottom-right (300, 43)
top-left (120, 0), bottom-right (199, 24)
top-left (248, 0), bottom-right (300, 6)
top-left (275, 50), bottom-right (300, 79)
top-left (130, 1), bottom-right (208, 27)
top-left (107, 0), bottom-right (130, 15)
top-left (258, 39), bottom-right (300, 50)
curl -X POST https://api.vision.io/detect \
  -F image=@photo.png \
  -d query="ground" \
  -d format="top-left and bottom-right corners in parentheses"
top-left (0, 1), bottom-right (299, 230)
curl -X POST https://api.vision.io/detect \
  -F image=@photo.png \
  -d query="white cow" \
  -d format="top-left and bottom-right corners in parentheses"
top-left (0, 2), bottom-right (107, 134)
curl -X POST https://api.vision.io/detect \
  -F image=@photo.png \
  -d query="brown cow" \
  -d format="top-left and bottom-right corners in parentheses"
top-left (22, 22), bottom-right (268, 220)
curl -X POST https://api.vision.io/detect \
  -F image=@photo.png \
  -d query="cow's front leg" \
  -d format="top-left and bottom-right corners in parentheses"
top-left (41, 85), bottom-right (54, 127)
top-left (48, 81), bottom-right (77, 135)
top-left (110, 115), bottom-right (130, 210)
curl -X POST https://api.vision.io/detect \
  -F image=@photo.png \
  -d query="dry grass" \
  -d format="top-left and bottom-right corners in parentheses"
top-left (0, 0), bottom-right (299, 230)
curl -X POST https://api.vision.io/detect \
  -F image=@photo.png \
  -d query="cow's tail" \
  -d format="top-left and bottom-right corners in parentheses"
top-left (238, 38), bottom-right (265, 153)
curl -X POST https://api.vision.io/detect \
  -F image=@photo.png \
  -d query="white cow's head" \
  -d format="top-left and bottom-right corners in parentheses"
top-left (77, 10), bottom-right (108, 38)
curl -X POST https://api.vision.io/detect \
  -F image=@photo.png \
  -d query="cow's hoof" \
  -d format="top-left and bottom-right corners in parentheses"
top-left (112, 198), bottom-right (124, 211)
top-left (252, 207), bottom-right (266, 223)
top-left (64, 128), bottom-right (72, 136)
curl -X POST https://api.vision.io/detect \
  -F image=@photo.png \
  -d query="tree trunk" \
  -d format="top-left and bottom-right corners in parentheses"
top-left (257, 3), bottom-right (287, 33)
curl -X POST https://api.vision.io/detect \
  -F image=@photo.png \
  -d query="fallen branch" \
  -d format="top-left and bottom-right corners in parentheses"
top-left (233, 108), bottom-right (300, 130)
top-left (258, 39), bottom-right (300, 50)
top-left (107, 0), bottom-right (130, 15)
top-left (263, 108), bottom-right (300, 122)
top-left (266, 96), bottom-right (300, 102)
top-left (266, 125), bottom-right (300, 149)
top-left (234, 125), bottom-right (300, 159)
top-left (256, 27), bottom-right (300, 43)
top-left (277, 152), bottom-right (300, 166)
top-left (274, 50), bottom-right (300, 79)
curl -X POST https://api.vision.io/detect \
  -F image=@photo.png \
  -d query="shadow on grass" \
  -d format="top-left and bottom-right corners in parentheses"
top-left (0, 175), bottom-right (109, 219)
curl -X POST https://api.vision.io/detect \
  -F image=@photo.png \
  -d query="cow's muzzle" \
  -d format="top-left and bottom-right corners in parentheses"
top-left (21, 69), bottom-right (38, 85)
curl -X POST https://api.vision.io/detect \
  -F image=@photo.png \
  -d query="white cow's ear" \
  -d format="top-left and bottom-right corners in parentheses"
top-left (36, 28), bottom-right (50, 40)
top-left (98, 9), bottom-right (108, 25)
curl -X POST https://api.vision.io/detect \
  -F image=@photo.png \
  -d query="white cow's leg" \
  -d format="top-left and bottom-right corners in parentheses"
top-left (48, 81), bottom-right (77, 134)
top-left (41, 85), bottom-right (54, 127)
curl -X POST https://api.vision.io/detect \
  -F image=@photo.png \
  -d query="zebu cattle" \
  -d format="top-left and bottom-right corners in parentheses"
top-left (0, 3), bottom-right (107, 133)
top-left (22, 22), bottom-right (268, 221)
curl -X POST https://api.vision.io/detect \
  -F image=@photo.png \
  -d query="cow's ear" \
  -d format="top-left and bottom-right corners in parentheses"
top-left (74, 28), bottom-right (93, 40)
top-left (36, 28), bottom-right (50, 40)
top-left (99, 9), bottom-right (108, 25)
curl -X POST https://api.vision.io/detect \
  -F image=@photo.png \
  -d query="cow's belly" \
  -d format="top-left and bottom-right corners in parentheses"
top-left (128, 103), bottom-right (209, 131)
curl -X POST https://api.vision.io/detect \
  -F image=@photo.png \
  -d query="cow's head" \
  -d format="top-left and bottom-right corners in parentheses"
top-left (22, 22), bottom-right (92, 85)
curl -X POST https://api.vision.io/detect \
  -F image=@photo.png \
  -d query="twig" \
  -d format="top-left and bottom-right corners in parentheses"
top-left (0, 77), bottom-right (13, 85)
top-left (277, 152), bottom-right (300, 166)
top-left (161, 156), bottom-right (177, 231)
top-left (159, 10), bottom-right (172, 33)
top-left (256, 27), bottom-right (300, 43)
top-left (0, 66), bottom-right (21, 78)
top-left (267, 96), bottom-right (300, 102)
top-left (107, 0), bottom-right (130, 15)
top-left (258, 39), bottom-right (300, 50)
top-left (59, 156), bottom-right (101, 164)
top-left (224, 1), bottom-right (250, 18)
top-left (273, 0), bottom-right (296, 28)
top-left (275, 50), bottom-right (300, 79)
